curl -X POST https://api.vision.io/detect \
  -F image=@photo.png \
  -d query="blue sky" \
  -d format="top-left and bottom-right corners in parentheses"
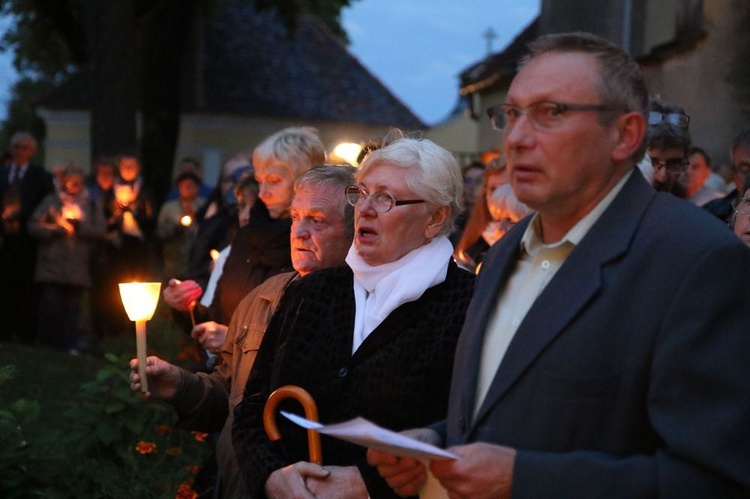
top-left (0, 1), bottom-right (540, 125)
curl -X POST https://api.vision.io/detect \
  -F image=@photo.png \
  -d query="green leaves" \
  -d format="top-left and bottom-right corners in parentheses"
top-left (0, 349), bottom-right (210, 498)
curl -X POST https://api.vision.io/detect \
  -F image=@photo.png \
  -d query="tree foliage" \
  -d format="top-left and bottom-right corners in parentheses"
top-left (0, 0), bottom-right (355, 203)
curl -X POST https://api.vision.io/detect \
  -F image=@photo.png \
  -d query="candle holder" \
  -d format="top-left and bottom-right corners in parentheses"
top-left (119, 282), bottom-right (162, 392)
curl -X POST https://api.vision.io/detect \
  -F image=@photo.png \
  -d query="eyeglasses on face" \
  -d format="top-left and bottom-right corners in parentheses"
top-left (649, 156), bottom-right (689, 174)
top-left (648, 111), bottom-right (690, 129)
top-left (732, 162), bottom-right (750, 176)
top-left (486, 101), bottom-right (626, 131)
top-left (731, 197), bottom-right (750, 215)
top-left (344, 185), bottom-right (425, 213)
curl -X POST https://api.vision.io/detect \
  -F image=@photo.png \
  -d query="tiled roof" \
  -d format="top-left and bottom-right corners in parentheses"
top-left (40, 0), bottom-right (423, 129)
top-left (458, 18), bottom-right (538, 95)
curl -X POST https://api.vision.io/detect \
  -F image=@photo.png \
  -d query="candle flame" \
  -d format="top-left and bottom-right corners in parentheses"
top-left (180, 215), bottom-right (192, 226)
top-left (118, 282), bottom-right (162, 322)
top-left (210, 249), bottom-right (220, 261)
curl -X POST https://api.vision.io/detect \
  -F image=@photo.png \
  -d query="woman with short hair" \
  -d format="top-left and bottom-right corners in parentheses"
top-left (233, 130), bottom-right (475, 498)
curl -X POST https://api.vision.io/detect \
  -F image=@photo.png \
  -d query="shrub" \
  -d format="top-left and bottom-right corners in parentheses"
top-left (0, 334), bottom-right (211, 498)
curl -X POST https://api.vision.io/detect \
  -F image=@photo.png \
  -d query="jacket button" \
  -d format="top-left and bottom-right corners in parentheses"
top-left (337, 367), bottom-right (348, 378)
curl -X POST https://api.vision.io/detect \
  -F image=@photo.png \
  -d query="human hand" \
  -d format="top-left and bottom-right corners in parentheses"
top-left (367, 428), bottom-right (440, 497)
top-left (305, 465), bottom-right (368, 499)
top-left (129, 356), bottom-right (182, 400)
top-left (265, 461), bottom-right (330, 499)
top-left (163, 278), bottom-right (203, 312)
top-left (191, 321), bottom-right (227, 354)
top-left (429, 442), bottom-right (516, 499)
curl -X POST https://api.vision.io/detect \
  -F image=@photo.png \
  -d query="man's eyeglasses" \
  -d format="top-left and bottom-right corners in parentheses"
top-left (486, 101), bottom-right (626, 131)
top-left (648, 111), bottom-right (690, 129)
top-left (344, 185), bottom-right (425, 213)
top-left (731, 197), bottom-right (750, 215)
top-left (649, 156), bottom-right (689, 174)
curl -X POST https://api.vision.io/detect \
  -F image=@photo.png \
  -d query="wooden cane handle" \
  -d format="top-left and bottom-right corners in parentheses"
top-left (263, 385), bottom-right (323, 464)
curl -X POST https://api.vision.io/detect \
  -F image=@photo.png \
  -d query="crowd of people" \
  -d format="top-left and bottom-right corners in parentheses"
top-left (2, 30), bottom-right (750, 499)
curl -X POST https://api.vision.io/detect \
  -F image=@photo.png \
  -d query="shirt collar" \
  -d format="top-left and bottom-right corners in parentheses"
top-left (521, 170), bottom-right (633, 255)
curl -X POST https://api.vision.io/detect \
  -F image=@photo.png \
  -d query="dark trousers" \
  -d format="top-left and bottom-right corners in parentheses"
top-left (37, 283), bottom-right (84, 351)
top-left (0, 234), bottom-right (40, 342)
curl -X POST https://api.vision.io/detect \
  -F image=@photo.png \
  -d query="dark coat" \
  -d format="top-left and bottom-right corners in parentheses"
top-left (0, 163), bottom-right (54, 236)
top-left (233, 262), bottom-right (475, 498)
top-left (445, 171), bottom-right (750, 498)
top-left (197, 199), bottom-right (292, 325)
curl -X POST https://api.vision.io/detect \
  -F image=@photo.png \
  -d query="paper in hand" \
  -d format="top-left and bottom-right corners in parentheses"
top-left (281, 411), bottom-right (458, 461)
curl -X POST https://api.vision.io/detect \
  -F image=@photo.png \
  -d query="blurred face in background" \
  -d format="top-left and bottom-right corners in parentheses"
top-left (118, 157), bottom-right (140, 182)
top-left (688, 151), bottom-right (710, 196)
top-left (255, 159), bottom-right (295, 219)
top-left (462, 165), bottom-right (485, 207)
top-left (11, 138), bottom-right (36, 165)
top-left (63, 173), bottom-right (85, 196)
top-left (649, 146), bottom-right (689, 198)
top-left (236, 185), bottom-right (257, 228)
top-left (96, 164), bottom-right (115, 191)
top-left (484, 169), bottom-right (507, 208)
top-left (178, 178), bottom-right (200, 202)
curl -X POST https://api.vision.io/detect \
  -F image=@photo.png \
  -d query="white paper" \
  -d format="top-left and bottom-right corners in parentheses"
top-left (280, 411), bottom-right (458, 461)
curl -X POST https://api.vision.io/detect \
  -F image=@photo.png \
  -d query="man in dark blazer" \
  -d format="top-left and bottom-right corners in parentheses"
top-left (0, 131), bottom-right (54, 342)
top-left (369, 32), bottom-right (750, 498)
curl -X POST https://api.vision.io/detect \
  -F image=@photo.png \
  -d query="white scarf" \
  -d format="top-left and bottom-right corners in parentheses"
top-left (347, 235), bottom-right (453, 353)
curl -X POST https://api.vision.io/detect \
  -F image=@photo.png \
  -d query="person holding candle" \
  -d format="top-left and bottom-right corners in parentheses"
top-left (232, 132), bottom-right (476, 498)
top-left (163, 126), bottom-right (326, 330)
top-left (156, 171), bottom-right (206, 280)
top-left (29, 163), bottom-right (106, 354)
top-left (109, 154), bottom-right (158, 282)
top-left (129, 165), bottom-right (355, 498)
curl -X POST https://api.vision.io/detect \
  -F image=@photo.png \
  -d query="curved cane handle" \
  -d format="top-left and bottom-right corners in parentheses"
top-left (263, 385), bottom-right (323, 465)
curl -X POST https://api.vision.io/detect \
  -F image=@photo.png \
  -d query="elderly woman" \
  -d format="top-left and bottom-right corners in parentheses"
top-left (232, 132), bottom-right (476, 498)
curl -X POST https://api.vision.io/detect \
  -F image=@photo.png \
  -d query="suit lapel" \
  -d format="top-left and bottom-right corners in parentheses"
top-left (471, 172), bottom-right (656, 428)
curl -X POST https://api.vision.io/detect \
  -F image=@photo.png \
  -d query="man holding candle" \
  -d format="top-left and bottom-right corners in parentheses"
top-left (130, 166), bottom-right (355, 497)
top-left (156, 171), bottom-right (205, 280)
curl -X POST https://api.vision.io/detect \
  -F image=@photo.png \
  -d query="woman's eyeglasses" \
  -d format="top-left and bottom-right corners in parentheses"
top-left (345, 185), bottom-right (425, 213)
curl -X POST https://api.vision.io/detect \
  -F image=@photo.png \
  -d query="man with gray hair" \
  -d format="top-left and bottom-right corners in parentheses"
top-left (130, 166), bottom-right (355, 498)
top-left (369, 32), bottom-right (750, 498)
top-left (0, 131), bottom-right (54, 342)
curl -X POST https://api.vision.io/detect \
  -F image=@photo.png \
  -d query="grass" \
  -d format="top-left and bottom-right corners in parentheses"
top-left (0, 304), bottom-right (191, 416)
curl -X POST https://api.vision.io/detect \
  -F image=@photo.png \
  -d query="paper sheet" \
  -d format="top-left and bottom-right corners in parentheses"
top-left (281, 411), bottom-right (458, 461)
top-left (281, 412), bottom-right (454, 498)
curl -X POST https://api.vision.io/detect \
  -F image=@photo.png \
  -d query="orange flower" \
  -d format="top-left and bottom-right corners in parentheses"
top-left (135, 441), bottom-right (157, 454)
top-left (156, 425), bottom-right (172, 435)
top-left (192, 431), bottom-right (208, 442)
top-left (175, 483), bottom-right (198, 499)
top-left (166, 446), bottom-right (182, 456)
